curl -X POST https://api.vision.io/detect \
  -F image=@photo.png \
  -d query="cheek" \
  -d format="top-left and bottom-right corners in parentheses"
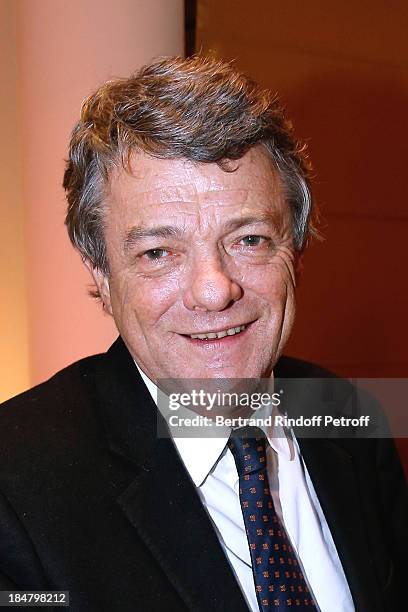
top-left (242, 262), bottom-right (294, 304)
top-left (110, 272), bottom-right (180, 328)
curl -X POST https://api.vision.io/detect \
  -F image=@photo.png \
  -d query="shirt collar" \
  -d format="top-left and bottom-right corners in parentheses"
top-left (134, 361), bottom-right (294, 486)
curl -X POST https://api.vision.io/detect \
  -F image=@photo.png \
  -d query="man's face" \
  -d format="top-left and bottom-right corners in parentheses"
top-left (91, 146), bottom-right (298, 381)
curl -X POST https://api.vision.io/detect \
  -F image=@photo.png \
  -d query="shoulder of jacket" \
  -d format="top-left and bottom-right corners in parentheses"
top-left (274, 354), bottom-right (339, 378)
top-left (0, 353), bottom-right (106, 465)
top-left (0, 353), bottom-right (103, 412)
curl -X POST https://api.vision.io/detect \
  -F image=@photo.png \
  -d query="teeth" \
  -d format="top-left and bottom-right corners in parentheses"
top-left (190, 324), bottom-right (246, 340)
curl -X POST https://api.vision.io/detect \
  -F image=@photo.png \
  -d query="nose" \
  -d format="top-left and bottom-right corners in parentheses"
top-left (183, 255), bottom-right (243, 312)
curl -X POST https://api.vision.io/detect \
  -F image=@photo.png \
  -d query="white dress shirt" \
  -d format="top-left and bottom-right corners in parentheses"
top-left (136, 364), bottom-right (355, 612)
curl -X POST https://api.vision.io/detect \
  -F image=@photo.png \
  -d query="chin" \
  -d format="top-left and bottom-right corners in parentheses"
top-left (200, 365), bottom-right (266, 380)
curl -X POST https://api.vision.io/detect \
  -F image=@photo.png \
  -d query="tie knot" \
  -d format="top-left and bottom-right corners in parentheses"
top-left (228, 427), bottom-right (267, 477)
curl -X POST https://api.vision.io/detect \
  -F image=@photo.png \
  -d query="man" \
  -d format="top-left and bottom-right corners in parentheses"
top-left (0, 56), bottom-right (406, 611)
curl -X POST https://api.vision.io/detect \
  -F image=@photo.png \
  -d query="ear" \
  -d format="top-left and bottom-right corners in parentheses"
top-left (83, 259), bottom-right (113, 315)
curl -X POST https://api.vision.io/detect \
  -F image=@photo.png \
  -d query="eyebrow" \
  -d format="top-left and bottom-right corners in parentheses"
top-left (123, 213), bottom-right (280, 253)
top-left (124, 225), bottom-right (183, 253)
top-left (222, 213), bottom-right (280, 233)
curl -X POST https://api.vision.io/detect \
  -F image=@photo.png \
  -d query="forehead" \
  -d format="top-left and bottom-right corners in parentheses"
top-left (106, 146), bottom-right (288, 223)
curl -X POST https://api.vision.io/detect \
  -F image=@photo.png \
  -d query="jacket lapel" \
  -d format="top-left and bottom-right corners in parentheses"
top-left (93, 337), bottom-right (249, 612)
top-left (274, 361), bottom-right (386, 611)
top-left (297, 432), bottom-right (384, 611)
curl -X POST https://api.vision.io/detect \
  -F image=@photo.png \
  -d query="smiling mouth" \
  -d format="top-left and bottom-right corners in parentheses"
top-left (190, 324), bottom-right (247, 340)
top-left (180, 321), bottom-right (255, 342)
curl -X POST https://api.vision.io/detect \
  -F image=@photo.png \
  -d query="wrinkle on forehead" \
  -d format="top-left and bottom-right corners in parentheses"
top-left (105, 146), bottom-right (291, 241)
top-left (110, 185), bottom-right (277, 208)
top-left (109, 146), bottom-right (279, 198)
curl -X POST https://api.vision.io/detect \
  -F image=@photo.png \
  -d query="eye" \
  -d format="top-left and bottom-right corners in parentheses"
top-left (143, 248), bottom-right (170, 260)
top-left (239, 235), bottom-right (266, 247)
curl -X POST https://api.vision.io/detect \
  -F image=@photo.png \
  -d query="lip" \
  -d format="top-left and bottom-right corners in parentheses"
top-left (179, 320), bottom-right (256, 347)
top-left (180, 320), bottom-right (256, 337)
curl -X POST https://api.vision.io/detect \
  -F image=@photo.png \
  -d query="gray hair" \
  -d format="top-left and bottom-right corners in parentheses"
top-left (63, 55), bottom-right (316, 276)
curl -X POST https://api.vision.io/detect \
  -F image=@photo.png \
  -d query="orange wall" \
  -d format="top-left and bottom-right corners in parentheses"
top-left (0, 0), bottom-right (30, 401)
top-left (0, 0), bottom-right (183, 401)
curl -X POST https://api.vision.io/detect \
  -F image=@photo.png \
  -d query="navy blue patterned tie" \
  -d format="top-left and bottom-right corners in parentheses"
top-left (228, 427), bottom-right (316, 610)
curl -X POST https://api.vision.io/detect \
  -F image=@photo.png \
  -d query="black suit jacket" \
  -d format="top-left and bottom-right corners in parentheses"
top-left (0, 337), bottom-right (406, 611)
